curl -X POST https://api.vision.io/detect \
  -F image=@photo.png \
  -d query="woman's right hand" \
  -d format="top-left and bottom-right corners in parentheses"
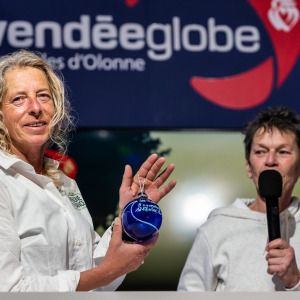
top-left (102, 217), bottom-right (158, 278)
top-left (77, 217), bottom-right (158, 291)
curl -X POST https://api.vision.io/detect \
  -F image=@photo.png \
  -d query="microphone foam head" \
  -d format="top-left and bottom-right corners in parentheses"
top-left (258, 170), bottom-right (282, 198)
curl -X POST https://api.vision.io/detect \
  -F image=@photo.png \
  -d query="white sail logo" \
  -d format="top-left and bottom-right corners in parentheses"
top-left (268, 0), bottom-right (299, 31)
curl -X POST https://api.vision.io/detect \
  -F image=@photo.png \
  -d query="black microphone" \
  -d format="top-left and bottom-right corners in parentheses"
top-left (258, 170), bottom-right (282, 241)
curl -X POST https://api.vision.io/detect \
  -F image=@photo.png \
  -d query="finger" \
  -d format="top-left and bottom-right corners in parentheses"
top-left (146, 157), bottom-right (166, 182)
top-left (266, 248), bottom-right (287, 259)
top-left (267, 257), bottom-right (284, 266)
top-left (267, 238), bottom-right (288, 251)
top-left (143, 249), bottom-right (151, 259)
top-left (136, 154), bottom-right (159, 179)
top-left (153, 163), bottom-right (175, 189)
top-left (112, 217), bottom-right (123, 242)
top-left (120, 165), bottom-right (133, 191)
top-left (268, 264), bottom-right (288, 277)
top-left (137, 232), bottom-right (159, 248)
top-left (157, 179), bottom-right (177, 200)
top-left (267, 265), bottom-right (280, 275)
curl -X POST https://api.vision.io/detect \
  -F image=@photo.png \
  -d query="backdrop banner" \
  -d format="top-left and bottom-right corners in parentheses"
top-left (1, 0), bottom-right (300, 128)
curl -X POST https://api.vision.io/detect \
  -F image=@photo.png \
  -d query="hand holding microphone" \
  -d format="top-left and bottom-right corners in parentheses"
top-left (259, 170), bottom-right (300, 288)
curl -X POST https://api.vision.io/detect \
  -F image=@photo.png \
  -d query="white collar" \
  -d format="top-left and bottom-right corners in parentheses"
top-left (0, 150), bottom-right (59, 173)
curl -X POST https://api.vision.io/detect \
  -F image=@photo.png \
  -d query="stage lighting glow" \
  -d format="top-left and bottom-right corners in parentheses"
top-left (169, 181), bottom-right (224, 237)
top-left (182, 193), bottom-right (215, 227)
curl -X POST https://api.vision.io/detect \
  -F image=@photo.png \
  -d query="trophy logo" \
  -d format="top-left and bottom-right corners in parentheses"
top-left (268, 0), bottom-right (299, 32)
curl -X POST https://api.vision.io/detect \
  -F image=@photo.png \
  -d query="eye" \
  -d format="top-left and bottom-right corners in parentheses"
top-left (279, 150), bottom-right (290, 155)
top-left (254, 150), bottom-right (265, 155)
top-left (38, 93), bottom-right (51, 102)
top-left (12, 96), bottom-right (26, 105)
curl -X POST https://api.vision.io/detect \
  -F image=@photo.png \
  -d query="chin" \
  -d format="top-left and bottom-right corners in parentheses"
top-left (26, 137), bottom-right (50, 148)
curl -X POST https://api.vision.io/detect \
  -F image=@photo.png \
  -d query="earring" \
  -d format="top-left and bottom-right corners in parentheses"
top-left (247, 173), bottom-right (252, 178)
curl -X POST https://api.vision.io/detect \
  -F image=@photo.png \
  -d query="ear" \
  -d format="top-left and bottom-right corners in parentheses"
top-left (246, 161), bottom-right (252, 178)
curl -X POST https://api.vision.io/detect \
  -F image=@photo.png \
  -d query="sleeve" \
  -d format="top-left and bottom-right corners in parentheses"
top-left (0, 182), bottom-right (80, 292)
top-left (284, 280), bottom-right (300, 291)
top-left (177, 228), bottom-right (218, 291)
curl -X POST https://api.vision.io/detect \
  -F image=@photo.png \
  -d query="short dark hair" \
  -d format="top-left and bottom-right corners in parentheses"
top-left (242, 107), bottom-right (300, 163)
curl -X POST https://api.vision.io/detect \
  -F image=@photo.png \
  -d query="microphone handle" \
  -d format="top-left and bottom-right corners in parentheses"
top-left (265, 197), bottom-right (281, 241)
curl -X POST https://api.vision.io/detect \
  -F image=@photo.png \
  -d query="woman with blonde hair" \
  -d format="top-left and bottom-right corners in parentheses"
top-left (0, 49), bottom-right (176, 291)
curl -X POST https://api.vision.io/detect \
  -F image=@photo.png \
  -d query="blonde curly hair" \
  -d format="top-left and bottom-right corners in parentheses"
top-left (0, 49), bottom-right (74, 186)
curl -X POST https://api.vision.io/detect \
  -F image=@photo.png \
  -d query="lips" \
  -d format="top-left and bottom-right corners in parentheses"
top-left (24, 121), bottom-right (47, 128)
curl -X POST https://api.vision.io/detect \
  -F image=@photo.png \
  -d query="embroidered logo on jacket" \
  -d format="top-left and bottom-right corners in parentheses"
top-left (68, 192), bottom-right (87, 210)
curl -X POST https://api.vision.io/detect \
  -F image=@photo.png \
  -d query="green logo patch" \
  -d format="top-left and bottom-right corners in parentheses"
top-left (68, 192), bottom-right (87, 210)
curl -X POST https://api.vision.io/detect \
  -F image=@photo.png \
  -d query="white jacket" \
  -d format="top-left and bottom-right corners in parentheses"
top-left (0, 150), bottom-right (124, 291)
top-left (178, 197), bottom-right (300, 291)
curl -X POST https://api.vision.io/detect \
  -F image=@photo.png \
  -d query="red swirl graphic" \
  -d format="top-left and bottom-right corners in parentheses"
top-left (191, 0), bottom-right (300, 109)
top-left (190, 58), bottom-right (274, 109)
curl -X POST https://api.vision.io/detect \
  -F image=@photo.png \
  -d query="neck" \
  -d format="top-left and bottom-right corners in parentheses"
top-left (10, 144), bottom-right (45, 174)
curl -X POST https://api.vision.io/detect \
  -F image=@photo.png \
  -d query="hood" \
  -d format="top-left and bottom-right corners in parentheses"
top-left (207, 197), bottom-right (300, 243)
top-left (208, 197), bottom-right (300, 221)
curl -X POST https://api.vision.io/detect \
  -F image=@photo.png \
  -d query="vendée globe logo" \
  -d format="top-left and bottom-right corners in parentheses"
top-left (1, 0), bottom-right (298, 112)
top-left (126, 0), bottom-right (300, 110)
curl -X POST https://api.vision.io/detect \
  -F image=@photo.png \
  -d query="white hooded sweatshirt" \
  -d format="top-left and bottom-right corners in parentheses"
top-left (178, 197), bottom-right (300, 291)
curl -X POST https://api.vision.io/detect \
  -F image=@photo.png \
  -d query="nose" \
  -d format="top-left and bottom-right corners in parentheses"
top-left (28, 96), bottom-right (42, 118)
top-left (265, 151), bottom-right (278, 167)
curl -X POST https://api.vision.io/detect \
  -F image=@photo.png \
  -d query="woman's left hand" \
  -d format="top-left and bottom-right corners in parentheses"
top-left (118, 153), bottom-right (176, 215)
top-left (266, 238), bottom-right (300, 289)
